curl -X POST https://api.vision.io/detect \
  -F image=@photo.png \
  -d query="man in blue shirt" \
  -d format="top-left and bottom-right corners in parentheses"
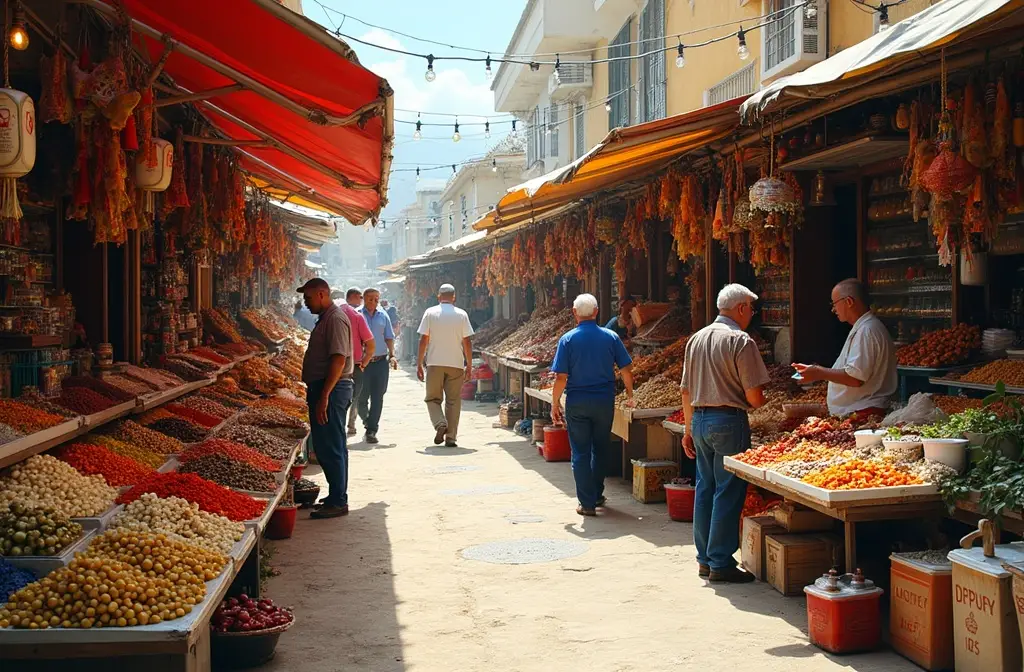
top-left (357, 287), bottom-right (397, 445)
top-left (551, 293), bottom-right (635, 516)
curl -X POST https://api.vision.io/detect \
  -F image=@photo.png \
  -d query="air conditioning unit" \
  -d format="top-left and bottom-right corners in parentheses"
top-left (548, 62), bottom-right (593, 99)
top-left (760, 0), bottom-right (826, 84)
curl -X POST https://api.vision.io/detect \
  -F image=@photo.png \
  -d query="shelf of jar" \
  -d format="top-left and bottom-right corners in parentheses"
top-left (868, 285), bottom-right (952, 296)
top-left (865, 252), bottom-right (938, 264)
top-left (868, 188), bottom-right (911, 198)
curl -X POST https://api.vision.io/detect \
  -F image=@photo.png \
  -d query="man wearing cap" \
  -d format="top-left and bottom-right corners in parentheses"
top-left (417, 283), bottom-right (474, 447)
top-left (358, 288), bottom-right (397, 445)
top-left (297, 278), bottom-right (355, 519)
top-left (342, 288), bottom-right (375, 437)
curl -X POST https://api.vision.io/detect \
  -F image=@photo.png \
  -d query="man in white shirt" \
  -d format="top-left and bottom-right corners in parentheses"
top-left (417, 284), bottom-right (474, 447)
top-left (792, 278), bottom-right (896, 419)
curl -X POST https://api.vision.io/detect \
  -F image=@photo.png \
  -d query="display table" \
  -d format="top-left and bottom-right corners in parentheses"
top-left (136, 379), bottom-right (216, 412)
top-left (612, 406), bottom-right (681, 482)
top-left (927, 376), bottom-right (1024, 396)
top-left (896, 364), bottom-right (975, 402)
top-left (0, 418), bottom-right (83, 470)
top-left (723, 458), bottom-right (944, 572)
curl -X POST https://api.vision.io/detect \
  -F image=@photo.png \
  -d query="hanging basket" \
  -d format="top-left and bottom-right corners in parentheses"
top-left (730, 195), bottom-right (755, 232)
top-left (920, 142), bottom-right (976, 200)
top-left (749, 176), bottom-right (798, 214)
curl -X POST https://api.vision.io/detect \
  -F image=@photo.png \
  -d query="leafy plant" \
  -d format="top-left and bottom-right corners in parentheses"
top-left (944, 407), bottom-right (1009, 436)
top-left (884, 426), bottom-right (904, 440)
top-left (940, 447), bottom-right (1024, 517)
top-left (916, 421), bottom-right (962, 439)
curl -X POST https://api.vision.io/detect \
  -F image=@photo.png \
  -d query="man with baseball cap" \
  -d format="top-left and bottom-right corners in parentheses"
top-left (417, 283), bottom-right (474, 447)
top-left (297, 277), bottom-right (354, 518)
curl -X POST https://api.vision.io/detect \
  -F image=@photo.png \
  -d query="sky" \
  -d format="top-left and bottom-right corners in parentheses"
top-left (303, 0), bottom-right (529, 225)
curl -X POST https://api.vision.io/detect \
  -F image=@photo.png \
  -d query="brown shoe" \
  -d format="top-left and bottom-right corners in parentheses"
top-left (434, 424), bottom-right (448, 445)
top-left (709, 567), bottom-right (755, 584)
top-left (698, 563), bottom-right (710, 579)
top-left (310, 504), bottom-right (349, 519)
top-left (576, 505), bottom-right (597, 517)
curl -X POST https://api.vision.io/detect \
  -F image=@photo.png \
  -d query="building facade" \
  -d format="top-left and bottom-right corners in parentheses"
top-left (437, 139), bottom-right (526, 247)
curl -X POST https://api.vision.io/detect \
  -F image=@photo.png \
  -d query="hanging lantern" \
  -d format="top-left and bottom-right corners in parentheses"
top-left (0, 88), bottom-right (36, 225)
top-left (749, 176), bottom-right (797, 215)
top-left (135, 138), bottom-right (173, 191)
top-left (809, 170), bottom-right (835, 207)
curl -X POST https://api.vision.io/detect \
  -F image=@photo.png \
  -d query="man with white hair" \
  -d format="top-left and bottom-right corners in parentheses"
top-left (417, 283), bottom-right (474, 447)
top-left (680, 283), bottom-right (770, 583)
top-left (551, 293), bottom-right (635, 516)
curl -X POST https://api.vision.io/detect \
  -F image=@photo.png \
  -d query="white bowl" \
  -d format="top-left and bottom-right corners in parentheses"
top-left (854, 429), bottom-right (886, 448)
top-left (922, 438), bottom-right (969, 473)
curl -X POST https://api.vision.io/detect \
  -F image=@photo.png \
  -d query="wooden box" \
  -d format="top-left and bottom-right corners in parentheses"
top-left (949, 546), bottom-right (1024, 672)
top-left (742, 516), bottom-right (787, 581)
top-left (765, 533), bottom-right (842, 597)
top-left (630, 459), bottom-right (677, 503)
top-left (890, 553), bottom-right (954, 671)
top-left (773, 502), bottom-right (835, 533)
top-left (499, 406), bottom-right (522, 428)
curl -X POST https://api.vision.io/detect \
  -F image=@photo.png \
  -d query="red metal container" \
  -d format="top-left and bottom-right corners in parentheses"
top-left (542, 425), bottom-right (571, 462)
top-left (805, 569), bottom-right (884, 654)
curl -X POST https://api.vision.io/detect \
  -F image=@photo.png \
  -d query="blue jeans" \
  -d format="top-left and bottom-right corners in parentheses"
top-left (307, 378), bottom-right (354, 507)
top-left (357, 358), bottom-right (389, 434)
top-left (564, 399), bottom-right (614, 509)
top-left (691, 407), bottom-right (750, 570)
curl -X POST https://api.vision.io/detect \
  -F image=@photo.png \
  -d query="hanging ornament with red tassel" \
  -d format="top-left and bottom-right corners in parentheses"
top-left (0, 1), bottom-right (36, 244)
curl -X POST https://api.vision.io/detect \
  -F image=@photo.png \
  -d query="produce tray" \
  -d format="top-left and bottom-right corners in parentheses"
top-left (72, 504), bottom-right (123, 531)
top-left (82, 399), bottom-right (138, 428)
top-left (623, 406), bottom-right (681, 421)
top-left (927, 377), bottom-right (1024, 395)
top-left (897, 363), bottom-right (976, 375)
top-left (661, 420), bottom-right (686, 435)
top-left (4, 529), bottom-right (97, 576)
top-left (134, 379), bottom-right (214, 412)
top-left (723, 455), bottom-right (766, 481)
top-left (765, 471), bottom-right (939, 504)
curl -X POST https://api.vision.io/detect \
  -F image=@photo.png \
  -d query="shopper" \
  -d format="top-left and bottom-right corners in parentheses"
top-left (297, 278), bottom-right (354, 519)
top-left (550, 294), bottom-right (634, 517)
top-left (342, 287), bottom-right (375, 437)
top-left (603, 297), bottom-right (636, 340)
top-left (680, 283), bottom-right (770, 582)
top-left (416, 284), bottom-right (475, 447)
top-left (357, 287), bottom-right (396, 444)
top-left (792, 278), bottom-right (896, 419)
top-left (383, 299), bottom-right (400, 332)
top-left (293, 300), bottom-right (316, 331)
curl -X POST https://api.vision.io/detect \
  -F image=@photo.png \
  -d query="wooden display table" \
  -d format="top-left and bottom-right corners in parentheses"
top-left (613, 406), bottom-right (682, 482)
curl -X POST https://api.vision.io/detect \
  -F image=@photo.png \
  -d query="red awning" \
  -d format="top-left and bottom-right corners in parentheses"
top-left (111, 0), bottom-right (392, 223)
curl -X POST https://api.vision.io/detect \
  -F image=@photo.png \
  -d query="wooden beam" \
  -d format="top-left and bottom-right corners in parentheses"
top-left (156, 84), bottom-right (245, 108)
top-left (182, 135), bottom-right (270, 148)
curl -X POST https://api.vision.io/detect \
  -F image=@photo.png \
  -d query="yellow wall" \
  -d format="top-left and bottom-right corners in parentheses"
top-left (830, 0), bottom-right (935, 53)
top-left (586, 39), bottom-right (611, 151)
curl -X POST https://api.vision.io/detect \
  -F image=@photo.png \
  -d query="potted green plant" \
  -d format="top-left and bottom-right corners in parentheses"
top-left (946, 383), bottom-right (1023, 463)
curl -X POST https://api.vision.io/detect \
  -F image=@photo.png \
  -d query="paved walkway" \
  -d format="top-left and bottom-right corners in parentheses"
top-left (265, 368), bottom-right (914, 672)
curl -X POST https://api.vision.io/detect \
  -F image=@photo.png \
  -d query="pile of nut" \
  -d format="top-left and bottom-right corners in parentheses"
top-left (618, 374), bottom-right (680, 410)
top-left (0, 455), bottom-right (117, 518)
top-left (959, 359), bottom-right (1024, 387)
top-left (103, 420), bottom-right (184, 456)
top-left (176, 454), bottom-right (277, 493)
top-left (238, 406), bottom-right (307, 430)
top-left (112, 493), bottom-right (243, 555)
top-left (218, 425), bottom-right (294, 460)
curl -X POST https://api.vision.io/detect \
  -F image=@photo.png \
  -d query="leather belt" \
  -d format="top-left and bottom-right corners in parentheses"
top-left (370, 355), bottom-right (388, 362)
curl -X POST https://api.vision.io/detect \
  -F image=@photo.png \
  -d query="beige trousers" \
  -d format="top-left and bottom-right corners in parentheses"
top-left (425, 366), bottom-right (465, 440)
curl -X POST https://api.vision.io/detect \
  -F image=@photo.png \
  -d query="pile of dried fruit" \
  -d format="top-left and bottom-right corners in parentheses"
top-left (229, 358), bottom-right (287, 395)
top-left (802, 459), bottom-right (922, 490)
top-left (0, 502), bottom-right (83, 556)
top-left (199, 390), bottom-right (249, 411)
top-left (149, 417), bottom-right (208, 443)
top-left (165, 404), bottom-right (223, 429)
top-left (627, 335), bottom-right (689, 387)
top-left (55, 443), bottom-right (154, 487)
top-left (218, 425), bottom-right (295, 460)
top-left (61, 376), bottom-right (135, 403)
top-left (85, 529), bottom-right (228, 580)
top-left (117, 473), bottom-right (265, 521)
top-left (112, 493), bottom-right (243, 555)
top-left (896, 324), bottom-right (981, 368)
top-left (103, 420), bottom-right (184, 456)
top-left (161, 358), bottom-right (210, 382)
top-left (0, 400), bottom-right (66, 434)
top-left (180, 439), bottom-right (281, 472)
top-left (203, 308), bottom-right (244, 343)
top-left (254, 396), bottom-right (307, 422)
top-left (242, 309), bottom-right (287, 341)
top-left (0, 455), bottom-right (117, 517)
top-left (238, 406), bottom-right (307, 430)
top-left (958, 359), bottom-right (1024, 387)
top-left (100, 375), bottom-right (156, 397)
top-left (209, 378), bottom-right (259, 402)
top-left (931, 395), bottom-right (983, 415)
top-left (0, 425), bottom-right (22, 445)
top-left (491, 307), bottom-right (574, 363)
top-left (177, 454), bottom-right (277, 493)
top-left (178, 396), bottom-right (234, 419)
top-left (618, 374), bottom-right (680, 410)
top-left (189, 347), bottom-right (231, 365)
top-left (55, 387), bottom-right (117, 415)
top-left (120, 365), bottom-right (182, 391)
top-left (86, 435), bottom-right (165, 469)
top-left (169, 354), bottom-right (220, 374)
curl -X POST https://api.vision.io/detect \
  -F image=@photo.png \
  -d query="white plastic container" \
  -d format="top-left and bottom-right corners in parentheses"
top-left (854, 429), bottom-right (885, 448)
top-left (922, 438), bottom-right (969, 473)
top-left (0, 88), bottom-right (35, 176)
top-left (135, 138), bottom-right (173, 191)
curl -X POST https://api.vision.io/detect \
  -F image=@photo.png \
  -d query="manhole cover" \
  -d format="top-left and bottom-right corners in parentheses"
top-left (506, 514), bottom-right (545, 524)
top-left (426, 465), bottom-right (481, 474)
top-left (440, 485), bottom-right (526, 496)
top-left (461, 538), bottom-right (589, 565)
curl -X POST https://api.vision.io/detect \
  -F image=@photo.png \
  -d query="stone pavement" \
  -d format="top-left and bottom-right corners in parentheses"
top-left (264, 368), bottom-right (915, 672)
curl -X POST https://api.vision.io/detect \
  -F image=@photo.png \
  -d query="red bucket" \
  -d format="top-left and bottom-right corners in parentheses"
top-left (290, 463), bottom-right (304, 480)
top-left (265, 504), bottom-right (298, 540)
top-left (542, 425), bottom-right (571, 462)
top-left (665, 483), bottom-right (695, 522)
top-left (461, 380), bottom-right (477, 400)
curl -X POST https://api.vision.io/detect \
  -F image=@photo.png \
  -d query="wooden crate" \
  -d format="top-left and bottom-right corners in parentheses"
top-left (774, 502), bottom-right (835, 533)
top-left (498, 406), bottom-right (522, 428)
top-left (765, 533), bottom-right (843, 597)
top-left (630, 459), bottom-right (677, 503)
top-left (949, 549), bottom-right (1024, 672)
top-left (742, 516), bottom-right (786, 582)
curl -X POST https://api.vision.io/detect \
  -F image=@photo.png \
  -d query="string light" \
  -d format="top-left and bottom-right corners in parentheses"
top-left (452, 119), bottom-right (461, 143)
top-left (675, 42), bottom-right (685, 69)
top-left (484, 121), bottom-right (490, 139)
top-left (485, 54), bottom-right (492, 80)
top-left (413, 114), bottom-right (422, 141)
top-left (424, 54), bottom-right (436, 82)
top-left (878, 4), bottom-right (890, 31)
top-left (529, 62), bottom-right (540, 71)
top-left (491, 159), bottom-right (498, 173)
top-left (737, 27), bottom-right (749, 60)
top-left (604, 99), bottom-right (612, 112)
top-left (554, 54), bottom-right (561, 84)
top-left (415, 167), bottom-right (420, 181)
top-left (8, 1), bottom-right (28, 51)
top-left (511, 119), bottom-right (517, 137)
top-left (451, 165), bottom-right (456, 174)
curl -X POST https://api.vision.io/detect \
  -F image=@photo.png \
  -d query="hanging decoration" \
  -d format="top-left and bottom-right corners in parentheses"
top-left (0, 1), bottom-right (34, 245)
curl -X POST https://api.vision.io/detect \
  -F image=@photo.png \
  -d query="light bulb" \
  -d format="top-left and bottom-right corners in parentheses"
top-left (510, 119), bottom-right (517, 138)
top-left (413, 119), bottom-right (422, 141)
top-left (425, 55), bottom-right (436, 82)
top-left (8, 25), bottom-right (27, 51)
top-left (484, 121), bottom-right (491, 139)
top-left (485, 55), bottom-right (493, 80)
top-left (452, 121), bottom-right (461, 142)
top-left (878, 6), bottom-right (890, 31)
top-left (604, 99), bottom-right (612, 112)
top-left (737, 28), bottom-right (749, 61)
top-left (491, 159), bottom-right (498, 173)
top-left (554, 55), bottom-right (561, 84)
top-left (416, 168), bottom-right (420, 182)
top-left (675, 44), bottom-right (685, 69)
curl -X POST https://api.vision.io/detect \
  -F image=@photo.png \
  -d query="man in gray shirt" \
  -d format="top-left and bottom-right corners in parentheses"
top-left (298, 278), bottom-right (354, 519)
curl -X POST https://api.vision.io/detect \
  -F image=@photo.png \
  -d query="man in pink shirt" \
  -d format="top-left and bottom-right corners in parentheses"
top-left (341, 287), bottom-right (375, 436)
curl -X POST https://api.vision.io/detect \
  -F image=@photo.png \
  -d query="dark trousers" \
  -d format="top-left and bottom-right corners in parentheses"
top-left (348, 366), bottom-right (364, 428)
top-left (691, 407), bottom-right (750, 570)
top-left (357, 358), bottom-right (390, 434)
top-left (307, 379), bottom-right (354, 506)
top-left (564, 399), bottom-right (614, 509)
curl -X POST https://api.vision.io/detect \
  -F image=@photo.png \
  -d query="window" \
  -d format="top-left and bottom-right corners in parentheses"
top-left (705, 61), bottom-right (758, 106)
top-left (639, 0), bottom-right (666, 122)
top-left (574, 101), bottom-right (585, 159)
top-left (608, 21), bottom-right (631, 130)
top-left (539, 106), bottom-right (547, 159)
top-left (460, 195), bottom-right (468, 232)
top-left (764, 0), bottom-right (797, 74)
top-left (549, 103), bottom-right (559, 159)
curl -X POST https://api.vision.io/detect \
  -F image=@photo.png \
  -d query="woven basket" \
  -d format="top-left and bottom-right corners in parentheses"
top-left (749, 177), bottom-right (797, 214)
top-left (920, 143), bottom-right (976, 199)
top-left (730, 195), bottom-right (755, 231)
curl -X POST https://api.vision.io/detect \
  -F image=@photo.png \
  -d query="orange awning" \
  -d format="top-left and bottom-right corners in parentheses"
top-left (478, 97), bottom-right (746, 232)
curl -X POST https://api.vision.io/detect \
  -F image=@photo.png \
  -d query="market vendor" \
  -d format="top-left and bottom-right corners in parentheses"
top-left (604, 298), bottom-right (637, 340)
top-left (792, 278), bottom-right (897, 418)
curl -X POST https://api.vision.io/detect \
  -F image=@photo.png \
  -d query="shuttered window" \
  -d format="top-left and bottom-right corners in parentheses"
top-left (574, 101), bottom-right (585, 159)
top-left (608, 21), bottom-right (631, 130)
top-left (640, 0), bottom-right (666, 122)
top-left (549, 103), bottom-right (559, 160)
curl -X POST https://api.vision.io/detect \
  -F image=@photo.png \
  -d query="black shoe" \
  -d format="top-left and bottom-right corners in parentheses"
top-left (365, 432), bottom-right (379, 444)
top-left (310, 504), bottom-right (349, 519)
top-left (576, 505), bottom-right (597, 517)
top-left (709, 567), bottom-right (755, 584)
top-left (445, 439), bottom-right (458, 448)
top-left (698, 563), bottom-right (711, 579)
top-left (596, 496), bottom-right (607, 507)
top-left (434, 424), bottom-right (448, 445)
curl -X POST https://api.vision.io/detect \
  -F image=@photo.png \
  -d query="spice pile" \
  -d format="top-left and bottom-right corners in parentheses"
top-left (896, 324), bottom-right (981, 368)
top-left (628, 336), bottom-right (689, 387)
top-left (100, 375), bottom-right (157, 397)
top-left (242, 309), bottom-right (287, 341)
top-left (55, 443), bottom-right (155, 487)
top-left (120, 365), bottom-right (184, 391)
top-left (254, 396), bottom-right (307, 422)
top-left (471, 318), bottom-right (515, 351)
top-left (55, 387), bottom-right (118, 415)
top-left (85, 435), bottom-right (166, 469)
top-left (0, 400), bottom-right (67, 434)
top-left (62, 377), bottom-right (135, 403)
top-left (204, 308), bottom-right (245, 343)
top-left (491, 307), bottom-right (574, 363)
top-left (102, 420), bottom-right (184, 456)
top-left (117, 472), bottom-right (265, 521)
top-left (956, 359), bottom-right (1024, 387)
top-left (177, 454), bottom-right (277, 492)
top-left (165, 404), bottom-right (223, 429)
top-left (190, 347), bottom-right (232, 365)
top-left (178, 396), bottom-right (234, 420)
top-left (238, 406), bottom-right (307, 431)
top-left (149, 417), bottom-right (209, 443)
top-left (180, 439), bottom-right (281, 472)
top-left (218, 425), bottom-right (295, 461)
top-left (0, 455), bottom-right (117, 517)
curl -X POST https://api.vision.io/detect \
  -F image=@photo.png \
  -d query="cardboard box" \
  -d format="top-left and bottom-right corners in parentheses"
top-left (742, 516), bottom-right (786, 581)
top-left (890, 553), bottom-right (954, 671)
top-left (773, 502), bottom-right (834, 533)
top-left (630, 459), bottom-right (677, 503)
top-left (499, 405), bottom-right (522, 428)
top-left (765, 533), bottom-right (842, 597)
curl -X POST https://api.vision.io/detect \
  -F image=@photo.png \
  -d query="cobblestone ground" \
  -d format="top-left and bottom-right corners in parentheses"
top-left (264, 368), bottom-right (915, 672)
